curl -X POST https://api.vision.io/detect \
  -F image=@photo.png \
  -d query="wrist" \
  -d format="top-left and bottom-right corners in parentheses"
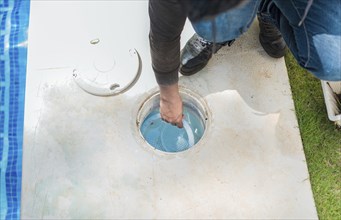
top-left (159, 83), bottom-right (180, 101)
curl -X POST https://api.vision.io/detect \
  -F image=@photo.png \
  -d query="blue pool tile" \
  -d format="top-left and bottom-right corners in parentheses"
top-left (0, 0), bottom-right (30, 219)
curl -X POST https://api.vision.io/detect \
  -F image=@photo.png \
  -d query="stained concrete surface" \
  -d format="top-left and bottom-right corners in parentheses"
top-left (22, 1), bottom-right (317, 219)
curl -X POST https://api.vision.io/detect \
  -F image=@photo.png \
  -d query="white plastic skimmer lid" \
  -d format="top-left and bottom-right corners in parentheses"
top-left (73, 38), bottom-right (141, 96)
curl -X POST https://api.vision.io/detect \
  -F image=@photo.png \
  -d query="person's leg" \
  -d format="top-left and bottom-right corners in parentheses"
top-left (180, 0), bottom-right (261, 76)
top-left (192, 0), bottom-right (261, 43)
top-left (260, 0), bottom-right (341, 81)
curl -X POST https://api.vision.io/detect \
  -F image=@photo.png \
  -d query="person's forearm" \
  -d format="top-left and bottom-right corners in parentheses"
top-left (150, 35), bottom-right (181, 85)
top-left (149, 0), bottom-right (186, 86)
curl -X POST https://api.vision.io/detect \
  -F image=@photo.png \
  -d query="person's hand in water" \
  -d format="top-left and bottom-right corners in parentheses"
top-left (159, 83), bottom-right (184, 128)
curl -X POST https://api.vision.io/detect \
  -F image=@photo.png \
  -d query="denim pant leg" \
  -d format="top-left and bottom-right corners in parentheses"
top-left (191, 0), bottom-right (261, 43)
top-left (262, 0), bottom-right (341, 81)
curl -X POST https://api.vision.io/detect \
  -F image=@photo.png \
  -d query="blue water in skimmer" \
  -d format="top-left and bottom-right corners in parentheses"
top-left (140, 105), bottom-right (205, 152)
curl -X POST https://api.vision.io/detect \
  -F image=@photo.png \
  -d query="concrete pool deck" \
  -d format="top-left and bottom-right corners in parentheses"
top-left (22, 1), bottom-right (317, 219)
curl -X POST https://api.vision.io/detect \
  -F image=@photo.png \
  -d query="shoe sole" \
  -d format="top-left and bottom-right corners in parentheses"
top-left (180, 61), bottom-right (209, 76)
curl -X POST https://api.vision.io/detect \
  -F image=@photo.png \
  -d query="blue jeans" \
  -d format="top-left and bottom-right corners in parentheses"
top-left (192, 0), bottom-right (341, 81)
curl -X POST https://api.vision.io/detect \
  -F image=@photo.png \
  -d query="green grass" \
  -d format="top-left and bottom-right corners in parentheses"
top-left (285, 53), bottom-right (341, 219)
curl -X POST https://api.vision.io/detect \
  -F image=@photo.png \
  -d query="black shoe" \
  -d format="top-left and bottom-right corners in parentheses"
top-left (180, 34), bottom-right (234, 76)
top-left (258, 14), bottom-right (287, 58)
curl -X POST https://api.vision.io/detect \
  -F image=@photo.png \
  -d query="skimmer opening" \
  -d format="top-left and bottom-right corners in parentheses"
top-left (137, 89), bottom-right (209, 153)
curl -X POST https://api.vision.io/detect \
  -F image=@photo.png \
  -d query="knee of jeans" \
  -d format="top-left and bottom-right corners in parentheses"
top-left (309, 34), bottom-right (341, 81)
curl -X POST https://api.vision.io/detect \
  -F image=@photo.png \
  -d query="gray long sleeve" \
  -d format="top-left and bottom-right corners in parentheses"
top-left (149, 0), bottom-right (186, 85)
